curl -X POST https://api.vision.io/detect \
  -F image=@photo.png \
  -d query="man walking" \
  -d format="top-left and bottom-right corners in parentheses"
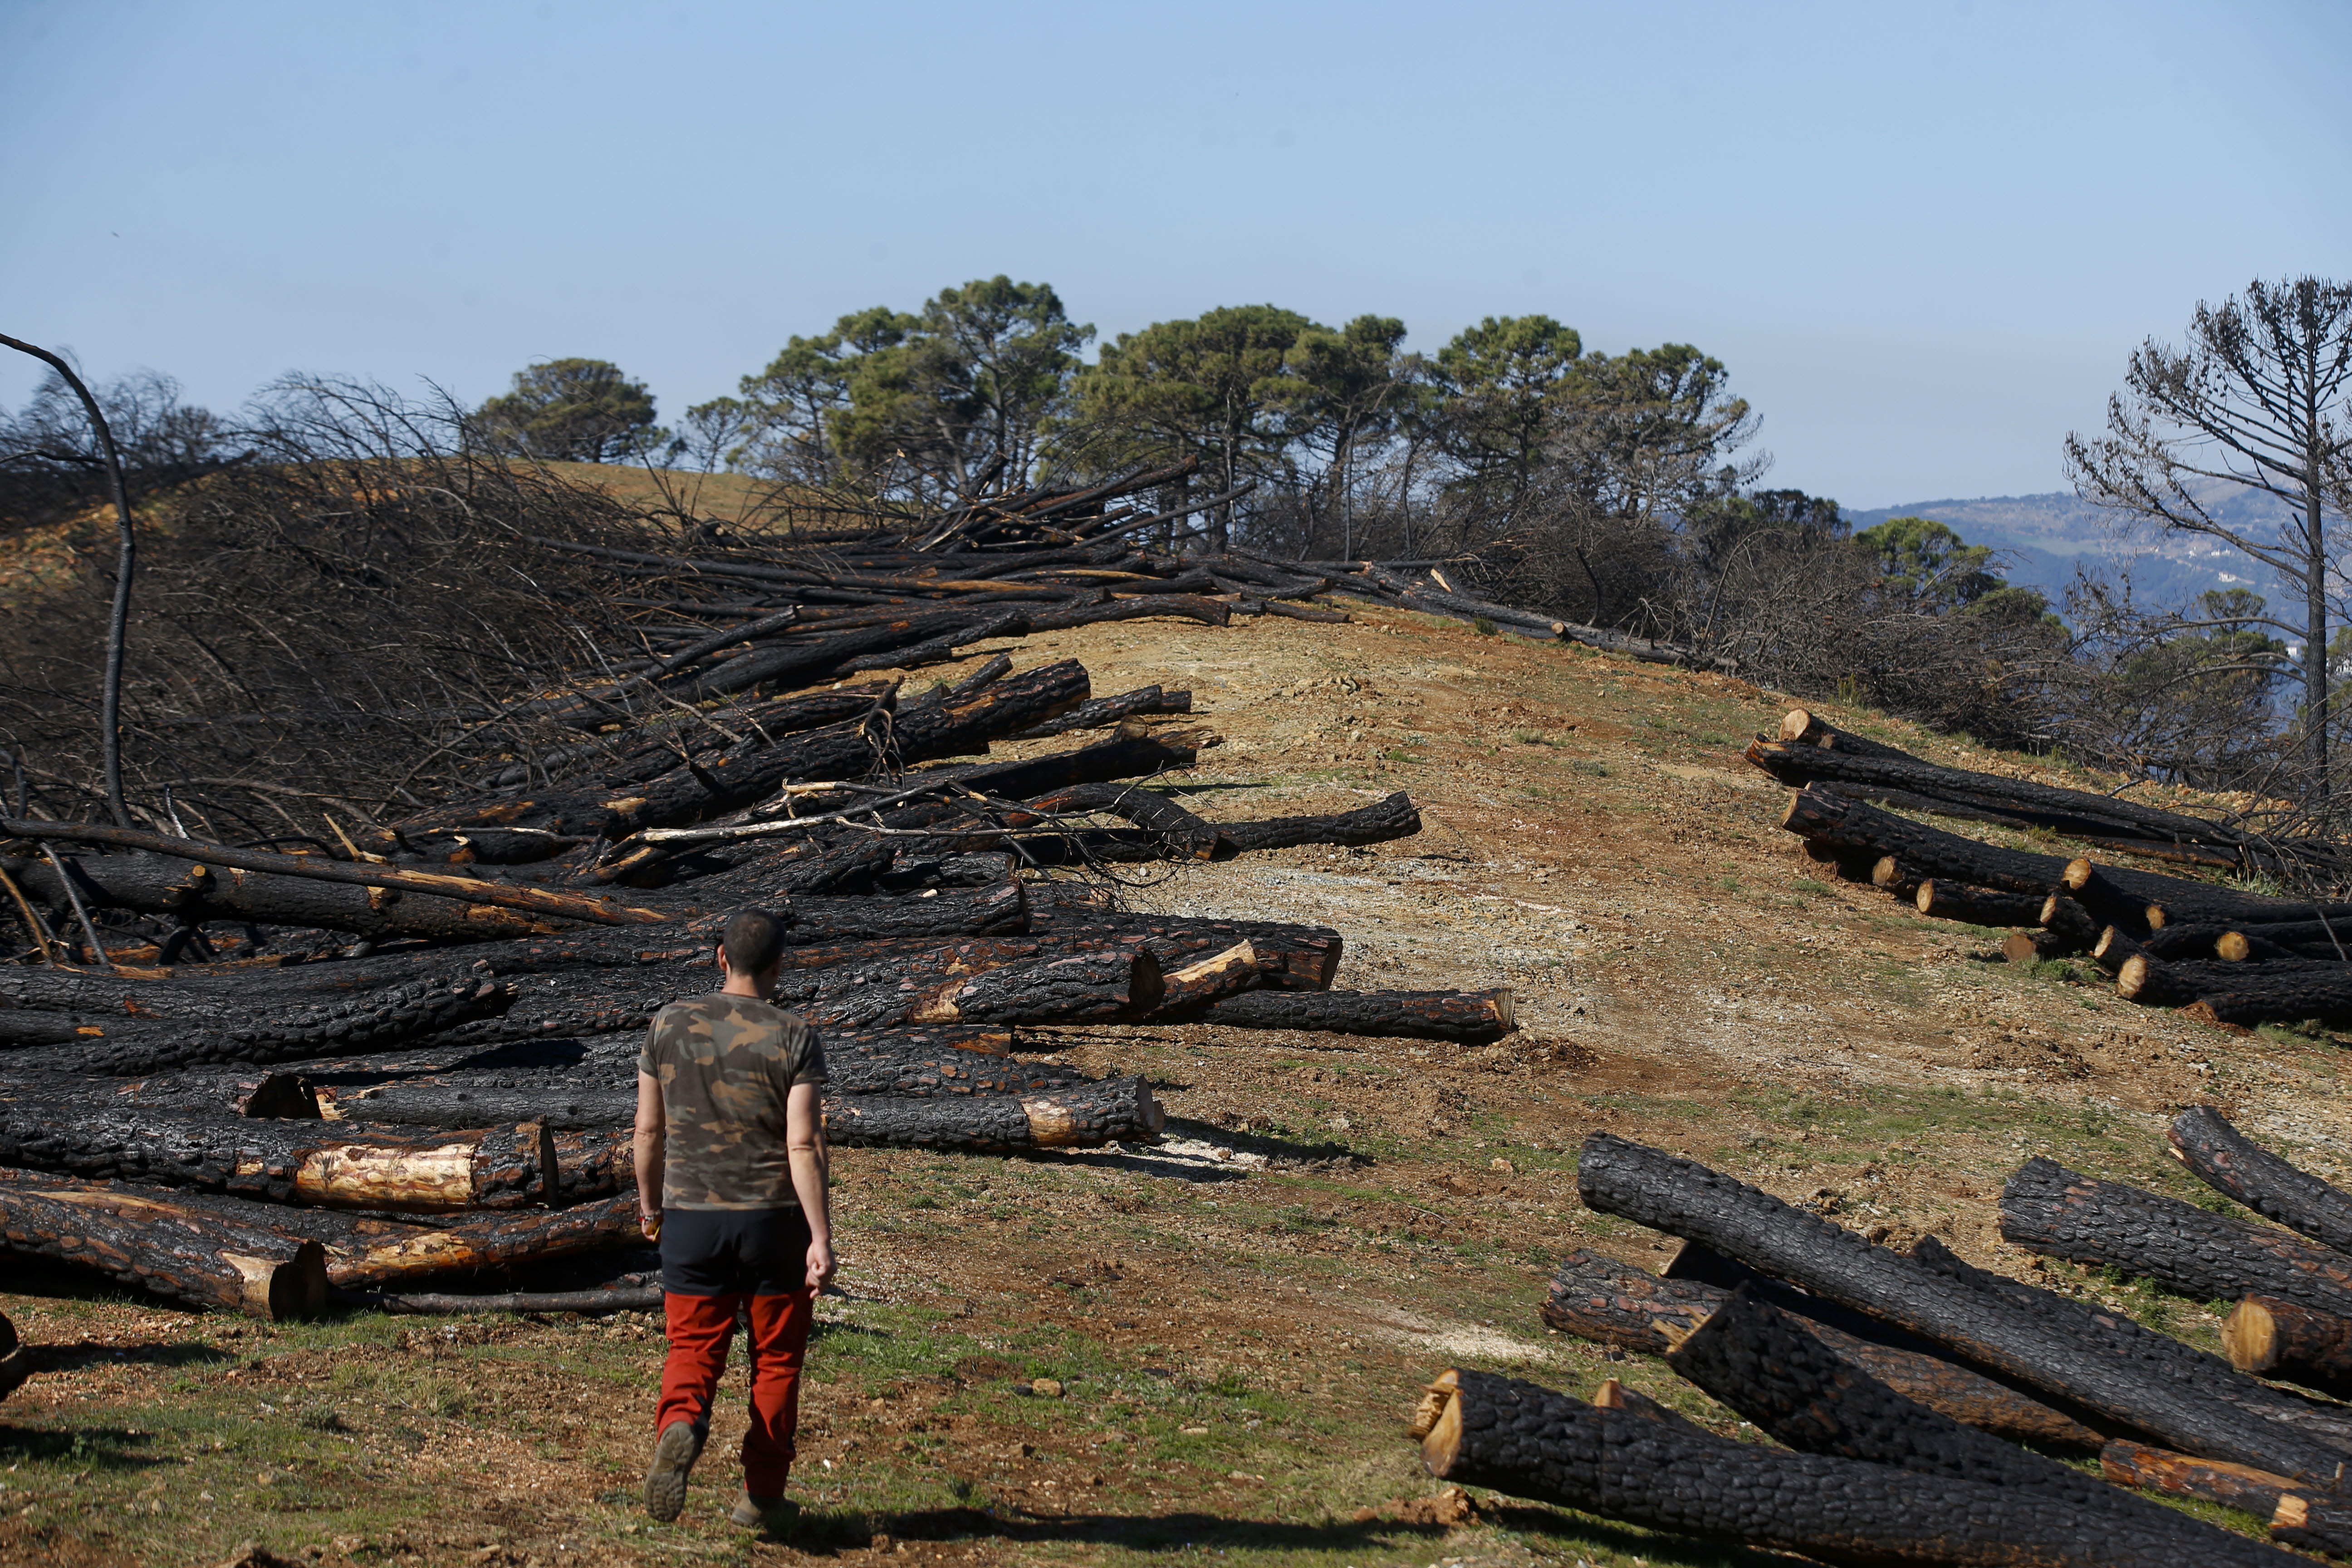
top-left (635, 906), bottom-right (834, 1531)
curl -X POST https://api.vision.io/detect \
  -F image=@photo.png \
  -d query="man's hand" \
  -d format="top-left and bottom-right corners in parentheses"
top-left (639, 1207), bottom-right (662, 1243)
top-left (806, 1235), bottom-right (837, 1293)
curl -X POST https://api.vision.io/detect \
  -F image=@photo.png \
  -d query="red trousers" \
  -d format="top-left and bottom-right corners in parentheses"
top-left (657, 1287), bottom-right (814, 1497)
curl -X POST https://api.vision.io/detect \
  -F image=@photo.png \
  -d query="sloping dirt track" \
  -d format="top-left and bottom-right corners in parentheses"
top-left (6, 597), bottom-right (2341, 1566)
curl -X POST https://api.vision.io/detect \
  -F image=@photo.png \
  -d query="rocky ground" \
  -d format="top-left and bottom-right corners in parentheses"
top-left (6, 595), bottom-right (2344, 1567)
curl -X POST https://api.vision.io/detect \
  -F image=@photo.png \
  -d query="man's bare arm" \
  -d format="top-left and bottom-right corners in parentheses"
top-left (633, 1073), bottom-right (665, 1240)
top-left (785, 1079), bottom-right (836, 1291)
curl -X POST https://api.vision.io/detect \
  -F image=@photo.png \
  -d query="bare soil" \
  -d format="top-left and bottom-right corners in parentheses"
top-left (7, 596), bottom-right (2345, 1566)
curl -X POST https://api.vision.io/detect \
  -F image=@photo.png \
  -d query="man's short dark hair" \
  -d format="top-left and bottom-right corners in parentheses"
top-left (721, 907), bottom-right (789, 976)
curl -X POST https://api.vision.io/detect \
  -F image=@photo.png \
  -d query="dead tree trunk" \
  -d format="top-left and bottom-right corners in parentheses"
top-left (1541, 1248), bottom-right (2106, 1451)
top-left (2101, 1441), bottom-right (2352, 1558)
top-left (1194, 988), bottom-right (1514, 1042)
top-left (822, 1075), bottom-right (1163, 1150)
top-left (1999, 1156), bottom-right (2352, 1338)
top-left (892, 949), bottom-right (1163, 1027)
top-left (0, 1103), bottom-right (554, 1210)
top-left (15, 976), bottom-right (514, 1076)
top-left (0, 1171), bottom-right (326, 1318)
top-left (0, 1309), bottom-right (30, 1401)
top-left (2225, 1296), bottom-right (2352, 1395)
top-left (1414, 1367), bottom-right (2264, 1568)
top-left (2169, 1105), bottom-right (2352, 1255)
top-left (1575, 1131), bottom-right (2352, 1483)
top-left (320, 1195), bottom-right (640, 1286)
top-left (1662, 1285), bottom-right (2280, 1563)
top-left (1915, 881), bottom-right (2043, 926)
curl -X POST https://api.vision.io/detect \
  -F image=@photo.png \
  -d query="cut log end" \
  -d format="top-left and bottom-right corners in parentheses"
top-left (2117, 952), bottom-right (2152, 1000)
top-left (1779, 709), bottom-right (1828, 746)
top-left (2063, 856), bottom-right (2094, 892)
top-left (2225, 1297), bottom-right (2279, 1374)
top-left (1416, 1371), bottom-right (1465, 1474)
top-left (1870, 856), bottom-right (1904, 890)
top-left (225, 1241), bottom-right (328, 1322)
top-left (2218, 931), bottom-right (2254, 962)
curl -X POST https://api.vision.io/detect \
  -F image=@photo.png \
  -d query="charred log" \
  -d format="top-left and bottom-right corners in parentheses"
top-left (2000, 1155), bottom-right (2352, 1321)
top-left (2169, 1104), bottom-right (2352, 1255)
top-left (1915, 880), bottom-right (2042, 926)
top-left (0, 1171), bottom-right (326, 1318)
top-left (0, 1102), bottom-right (555, 1210)
top-left (2226, 1296), bottom-right (2352, 1395)
top-left (1196, 987), bottom-right (1513, 1042)
top-left (1217, 792), bottom-right (1422, 854)
top-left (898, 949), bottom-right (1162, 1027)
top-left (823, 1075), bottom-right (1163, 1151)
top-left (1575, 1131), bottom-right (2352, 1483)
top-left (10, 976), bottom-right (514, 1076)
top-left (1663, 1285), bottom-right (2277, 1562)
top-left (1415, 1367), bottom-right (2261, 1568)
top-left (1540, 1247), bottom-right (2105, 1451)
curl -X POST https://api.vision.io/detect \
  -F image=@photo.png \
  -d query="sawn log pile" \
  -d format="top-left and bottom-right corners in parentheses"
top-left (1410, 1124), bottom-right (2352, 1563)
top-left (1753, 707), bottom-right (2352, 1033)
top-left (0, 466), bottom-right (1523, 1320)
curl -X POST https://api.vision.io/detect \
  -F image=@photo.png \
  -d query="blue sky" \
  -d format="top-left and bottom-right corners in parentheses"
top-left (4, 0), bottom-right (2346, 510)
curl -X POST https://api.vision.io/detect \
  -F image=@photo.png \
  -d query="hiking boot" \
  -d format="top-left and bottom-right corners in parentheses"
top-left (730, 1490), bottom-right (800, 1534)
top-left (642, 1421), bottom-right (705, 1522)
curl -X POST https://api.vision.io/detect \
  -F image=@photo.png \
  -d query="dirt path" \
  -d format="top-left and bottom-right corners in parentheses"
top-left (6, 598), bottom-right (2342, 1567)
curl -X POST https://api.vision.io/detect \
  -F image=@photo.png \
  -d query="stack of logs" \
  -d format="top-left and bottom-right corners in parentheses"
top-left (1754, 710), bottom-right (2352, 1031)
top-left (0, 466), bottom-right (1525, 1321)
top-left (1410, 1125), bottom-right (2352, 1564)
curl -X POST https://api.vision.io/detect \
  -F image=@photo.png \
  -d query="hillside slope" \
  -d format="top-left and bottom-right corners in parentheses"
top-left (3, 598), bottom-right (2334, 1567)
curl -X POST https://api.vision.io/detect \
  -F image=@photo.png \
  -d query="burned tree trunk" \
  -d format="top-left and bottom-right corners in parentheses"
top-left (2, 1070), bottom-right (321, 1120)
top-left (1575, 1131), bottom-right (2352, 1483)
top-left (1541, 1248), bottom-right (2106, 1451)
top-left (2225, 1296), bottom-right (2352, 1395)
top-left (1217, 791), bottom-right (1422, 853)
top-left (335, 1083), bottom-right (637, 1132)
top-left (892, 950), bottom-right (1163, 1028)
top-left (2092, 926), bottom-right (2149, 975)
top-left (786, 882), bottom-right (1029, 944)
top-left (0, 1103), bottom-right (556, 1211)
top-left (1999, 1156), bottom-right (2352, 1329)
top-left (2169, 1105), bottom-right (2352, 1254)
top-left (0, 1309), bottom-right (27, 1400)
top-left (0, 1171), bottom-right (326, 1318)
top-left (1780, 789), bottom-right (2074, 897)
top-left (1915, 881), bottom-right (2043, 926)
top-left (1146, 941), bottom-right (1272, 1014)
top-left (15, 976), bottom-right (515, 1076)
top-left (320, 1195), bottom-right (640, 1287)
top-left (2101, 1441), bottom-right (2352, 1558)
top-left (822, 1075), bottom-right (1162, 1151)
top-left (1009, 686), bottom-right (1191, 740)
top-left (4, 850), bottom-right (594, 943)
top-left (1196, 987), bottom-right (1514, 1042)
top-left (1415, 1367), bottom-right (2264, 1568)
top-left (1025, 902), bottom-right (1343, 989)
top-left (1662, 1286), bottom-right (2280, 1563)
top-left (1748, 740), bottom-right (2244, 849)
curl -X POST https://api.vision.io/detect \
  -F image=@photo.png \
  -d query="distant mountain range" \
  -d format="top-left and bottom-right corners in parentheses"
top-left (1844, 484), bottom-right (2292, 616)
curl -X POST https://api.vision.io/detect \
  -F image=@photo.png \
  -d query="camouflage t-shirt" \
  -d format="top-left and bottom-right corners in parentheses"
top-left (637, 993), bottom-right (828, 1211)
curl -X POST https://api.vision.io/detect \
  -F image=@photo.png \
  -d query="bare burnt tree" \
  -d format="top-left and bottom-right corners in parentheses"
top-left (2066, 277), bottom-right (2352, 818)
top-left (0, 377), bottom-right (675, 842)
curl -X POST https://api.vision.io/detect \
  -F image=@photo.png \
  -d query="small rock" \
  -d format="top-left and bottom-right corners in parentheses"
top-left (1031, 1377), bottom-right (1064, 1398)
top-left (1489, 1157), bottom-right (1514, 1174)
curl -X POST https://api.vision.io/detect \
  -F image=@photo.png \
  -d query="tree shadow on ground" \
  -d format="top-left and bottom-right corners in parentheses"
top-left (776, 1499), bottom-right (1791, 1564)
top-left (0, 1422), bottom-right (173, 1475)
top-left (31, 1341), bottom-right (234, 1374)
